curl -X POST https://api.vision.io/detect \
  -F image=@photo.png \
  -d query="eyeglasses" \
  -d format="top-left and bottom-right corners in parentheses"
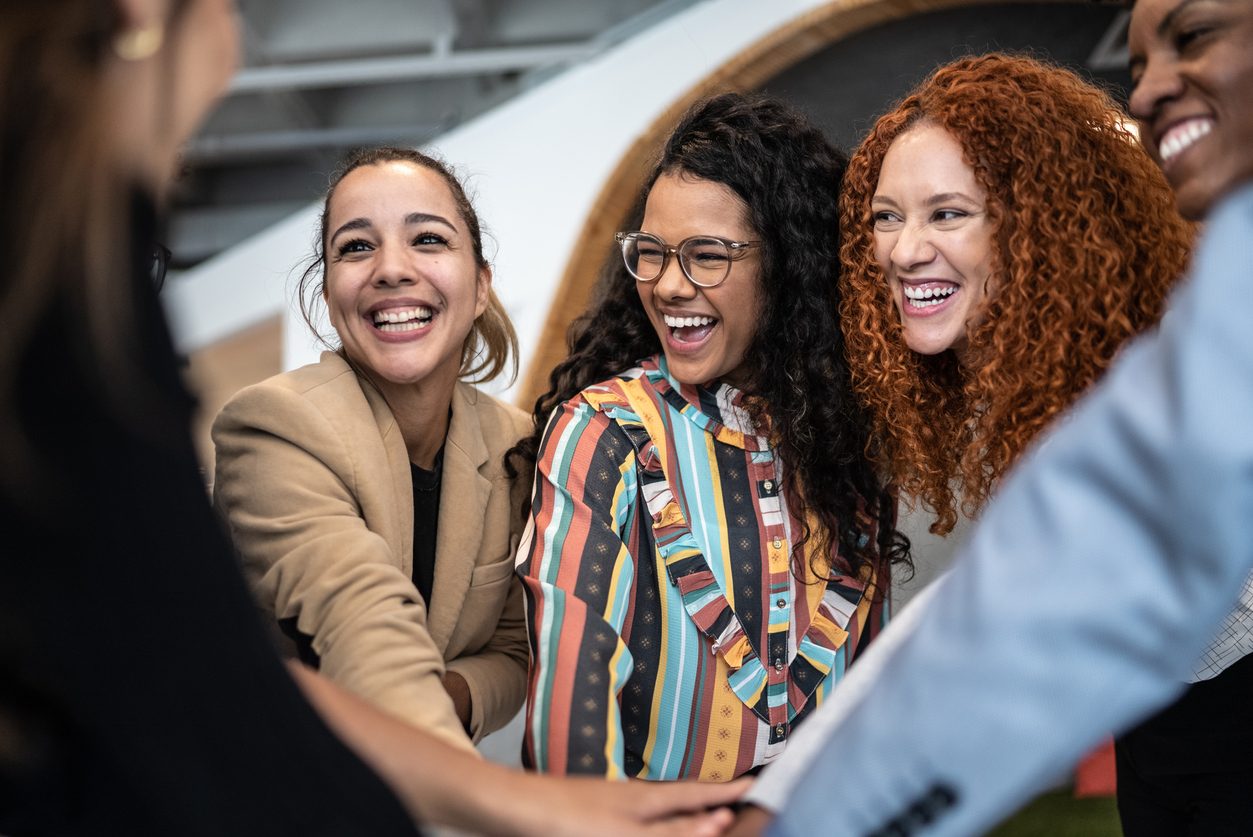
top-left (150, 243), bottom-right (172, 292)
top-left (615, 231), bottom-right (758, 289)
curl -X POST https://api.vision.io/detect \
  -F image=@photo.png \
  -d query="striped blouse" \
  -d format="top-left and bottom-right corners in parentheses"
top-left (517, 356), bottom-right (888, 780)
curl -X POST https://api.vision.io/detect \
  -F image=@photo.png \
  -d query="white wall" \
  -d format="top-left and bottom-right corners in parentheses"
top-left (164, 0), bottom-right (835, 399)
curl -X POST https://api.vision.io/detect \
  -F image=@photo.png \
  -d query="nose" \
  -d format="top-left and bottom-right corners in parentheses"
top-left (652, 252), bottom-right (697, 302)
top-left (889, 221), bottom-right (936, 270)
top-left (372, 240), bottom-right (415, 287)
top-left (1128, 53), bottom-right (1183, 127)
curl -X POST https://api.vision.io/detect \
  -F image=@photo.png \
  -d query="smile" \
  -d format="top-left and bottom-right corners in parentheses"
top-left (902, 283), bottom-right (957, 309)
top-left (1158, 118), bottom-right (1213, 166)
top-left (372, 306), bottom-right (433, 333)
top-left (662, 313), bottom-right (717, 345)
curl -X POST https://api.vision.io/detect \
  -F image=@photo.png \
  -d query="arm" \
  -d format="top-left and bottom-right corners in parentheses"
top-left (517, 400), bottom-right (642, 777)
top-left (212, 382), bottom-right (471, 751)
top-left (289, 663), bottom-right (748, 836)
top-left (766, 186), bottom-right (1253, 836)
top-left (445, 575), bottom-right (530, 738)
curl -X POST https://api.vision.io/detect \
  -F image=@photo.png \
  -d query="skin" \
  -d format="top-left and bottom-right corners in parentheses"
top-left (1128, 0), bottom-right (1253, 221)
top-left (324, 160), bottom-right (489, 469)
top-left (636, 171), bottom-right (763, 388)
top-left (871, 122), bottom-right (996, 363)
top-left (106, 0), bottom-right (744, 830)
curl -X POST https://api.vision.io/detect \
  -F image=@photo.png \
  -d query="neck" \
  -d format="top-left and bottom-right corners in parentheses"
top-left (375, 367), bottom-right (459, 470)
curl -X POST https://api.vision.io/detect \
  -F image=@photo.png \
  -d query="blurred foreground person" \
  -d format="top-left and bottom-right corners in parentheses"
top-left (0, 2), bottom-right (742, 834)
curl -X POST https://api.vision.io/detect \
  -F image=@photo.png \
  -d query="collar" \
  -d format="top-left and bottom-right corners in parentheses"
top-left (640, 355), bottom-right (771, 451)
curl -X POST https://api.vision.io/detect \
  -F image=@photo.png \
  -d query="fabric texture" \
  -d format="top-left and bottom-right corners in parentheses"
top-left (518, 356), bottom-right (886, 780)
top-left (0, 193), bottom-right (417, 835)
top-left (757, 184), bottom-right (1253, 836)
top-left (213, 351), bottom-right (531, 747)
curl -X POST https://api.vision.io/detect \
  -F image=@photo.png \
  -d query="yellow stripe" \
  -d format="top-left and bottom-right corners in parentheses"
top-left (698, 654), bottom-right (746, 781)
top-left (603, 640), bottom-right (629, 779)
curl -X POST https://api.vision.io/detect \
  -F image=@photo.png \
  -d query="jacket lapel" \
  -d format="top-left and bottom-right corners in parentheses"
top-left (426, 383), bottom-right (492, 653)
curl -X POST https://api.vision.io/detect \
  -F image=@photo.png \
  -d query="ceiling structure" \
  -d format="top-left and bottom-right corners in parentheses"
top-left (169, 0), bottom-right (696, 269)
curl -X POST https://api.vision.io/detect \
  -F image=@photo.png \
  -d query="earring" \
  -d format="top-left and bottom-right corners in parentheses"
top-left (113, 22), bottom-right (164, 62)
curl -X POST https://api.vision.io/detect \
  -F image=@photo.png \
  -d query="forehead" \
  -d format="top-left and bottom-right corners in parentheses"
top-left (329, 161), bottom-right (459, 222)
top-left (876, 124), bottom-right (982, 194)
top-left (642, 171), bottom-right (752, 236)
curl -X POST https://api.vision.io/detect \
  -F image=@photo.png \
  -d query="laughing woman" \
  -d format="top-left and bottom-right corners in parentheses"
top-left (840, 53), bottom-right (1194, 537)
top-left (512, 93), bottom-right (909, 780)
top-left (213, 147), bottom-right (530, 750)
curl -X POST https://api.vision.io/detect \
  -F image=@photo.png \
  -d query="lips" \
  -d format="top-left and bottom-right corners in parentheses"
top-left (366, 300), bottom-right (436, 338)
top-left (900, 280), bottom-right (958, 315)
top-left (662, 312), bottom-right (717, 345)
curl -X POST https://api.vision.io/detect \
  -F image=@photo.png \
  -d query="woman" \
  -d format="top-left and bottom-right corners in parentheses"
top-left (839, 53), bottom-right (1193, 537)
top-left (837, 52), bottom-right (1196, 834)
top-left (0, 1), bottom-right (743, 833)
top-left (212, 146), bottom-right (530, 749)
top-left (1116, 3), bottom-right (1253, 832)
top-left (513, 93), bottom-right (909, 780)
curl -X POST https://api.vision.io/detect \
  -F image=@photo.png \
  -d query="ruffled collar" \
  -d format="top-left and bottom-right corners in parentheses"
top-left (640, 355), bottom-right (771, 451)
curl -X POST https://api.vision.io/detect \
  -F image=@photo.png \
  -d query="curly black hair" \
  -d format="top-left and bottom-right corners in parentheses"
top-left (509, 92), bottom-right (910, 580)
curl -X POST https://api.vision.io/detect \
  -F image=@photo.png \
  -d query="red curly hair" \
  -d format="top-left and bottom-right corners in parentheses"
top-left (840, 53), bottom-right (1195, 535)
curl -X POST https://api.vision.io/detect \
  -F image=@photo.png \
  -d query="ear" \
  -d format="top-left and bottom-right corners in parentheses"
top-left (474, 264), bottom-right (493, 319)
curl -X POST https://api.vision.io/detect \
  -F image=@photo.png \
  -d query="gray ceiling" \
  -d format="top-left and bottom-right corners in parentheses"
top-left (170, 0), bottom-right (694, 268)
top-left (170, 1), bottom-right (1132, 272)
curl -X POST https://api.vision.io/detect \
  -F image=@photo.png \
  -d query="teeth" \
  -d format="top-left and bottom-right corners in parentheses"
top-left (903, 285), bottom-right (957, 301)
top-left (1159, 119), bottom-right (1213, 163)
top-left (663, 314), bottom-right (716, 328)
top-left (377, 320), bottom-right (426, 332)
top-left (373, 306), bottom-right (433, 326)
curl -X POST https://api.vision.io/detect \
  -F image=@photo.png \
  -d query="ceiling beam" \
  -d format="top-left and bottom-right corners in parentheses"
top-left (227, 43), bottom-right (600, 95)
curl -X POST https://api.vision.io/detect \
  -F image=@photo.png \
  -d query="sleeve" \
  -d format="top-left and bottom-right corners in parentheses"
top-left (765, 185), bottom-right (1253, 837)
top-left (212, 383), bottom-right (473, 753)
top-left (446, 571), bottom-right (530, 740)
top-left (517, 399), bottom-right (642, 778)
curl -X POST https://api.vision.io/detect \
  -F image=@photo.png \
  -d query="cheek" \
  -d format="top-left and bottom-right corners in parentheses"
top-left (872, 233), bottom-right (894, 273)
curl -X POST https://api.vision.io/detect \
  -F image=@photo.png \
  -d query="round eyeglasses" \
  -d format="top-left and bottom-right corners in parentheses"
top-left (615, 231), bottom-right (758, 289)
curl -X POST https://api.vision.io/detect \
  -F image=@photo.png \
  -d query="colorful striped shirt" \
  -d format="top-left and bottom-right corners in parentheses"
top-left (517, 356), bottom-right (888, 780)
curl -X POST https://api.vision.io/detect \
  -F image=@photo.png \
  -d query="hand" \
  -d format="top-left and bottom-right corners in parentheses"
top-left (494, 774), bottom-right (752, 837)
top-left (723, 803), bottom-right (773, 837)
top-left (441, 670), bottom-right (472, 733)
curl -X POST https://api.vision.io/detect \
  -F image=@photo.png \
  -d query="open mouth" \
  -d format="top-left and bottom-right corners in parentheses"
top-left (902, 282), bottom-right (958, 311)
top-left (1158, 118), bottom-right (1213, 168)
top-left (371, 306), bottom-right (434, 333)
top-left (663, 313), bottom-right (717, 344)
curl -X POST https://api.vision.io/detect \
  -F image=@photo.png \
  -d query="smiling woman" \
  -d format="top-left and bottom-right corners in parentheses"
top-left (840, 53), bottom-right (1195, 536)
top-left (212, 147), bottom-right (530, 751)
top-left (509, 93), bottom-right (909, 782)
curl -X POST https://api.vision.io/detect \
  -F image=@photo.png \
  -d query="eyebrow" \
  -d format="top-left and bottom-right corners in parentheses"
top-left (1159, 0), bottom-right (1208, 36)
top-left (330, 212), bottom-right (457, 243)
top-left (870, 192), bottom-right (980, 206)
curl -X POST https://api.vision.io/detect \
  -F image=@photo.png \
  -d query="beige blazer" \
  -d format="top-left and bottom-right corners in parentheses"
top-left (212, 352), bottom-right (531, 751)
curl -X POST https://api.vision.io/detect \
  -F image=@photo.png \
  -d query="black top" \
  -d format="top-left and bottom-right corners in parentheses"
top-left (0, 193), bottom-right (419, 836)
top-left (409, 448), bottom-right (444, 606)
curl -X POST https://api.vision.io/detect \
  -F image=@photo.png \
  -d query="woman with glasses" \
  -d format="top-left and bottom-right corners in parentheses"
top-left (213, 146), bottom-right (529, 751)
top-left (511, 92), bottom-right (910, 781)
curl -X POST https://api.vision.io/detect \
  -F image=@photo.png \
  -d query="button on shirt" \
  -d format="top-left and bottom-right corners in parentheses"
top-left (517, 356), bottom-right (887, 780)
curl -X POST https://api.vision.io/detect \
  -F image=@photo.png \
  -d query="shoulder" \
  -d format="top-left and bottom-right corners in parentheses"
top-left (213, 352), bottom-right (376, 442)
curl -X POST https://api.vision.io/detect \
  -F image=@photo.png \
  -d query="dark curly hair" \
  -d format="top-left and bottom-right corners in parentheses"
top-left (510, 92), bottom-right (910, 580)
top-left (840, 53), bottom-right (1194, 534)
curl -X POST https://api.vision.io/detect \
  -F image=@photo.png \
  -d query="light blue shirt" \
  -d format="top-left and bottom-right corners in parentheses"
top-left (754, 184), bottom-right (1253, 837)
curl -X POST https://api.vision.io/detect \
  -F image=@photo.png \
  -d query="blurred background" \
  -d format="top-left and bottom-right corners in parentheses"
top-left (172, 3), bottom-right (1133, 829)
